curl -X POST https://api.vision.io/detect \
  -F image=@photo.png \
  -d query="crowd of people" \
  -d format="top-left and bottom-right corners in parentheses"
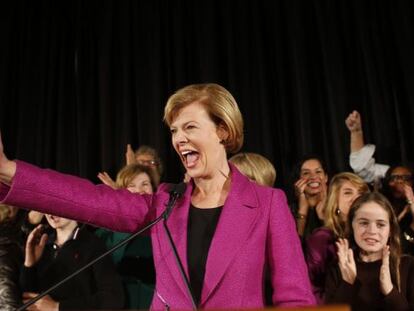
top-left (0, 83), bottom-right (413, 310)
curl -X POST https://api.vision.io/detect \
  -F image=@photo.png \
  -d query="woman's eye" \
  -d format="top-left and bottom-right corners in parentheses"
top-left (170, 128), bottom-right (177, 134)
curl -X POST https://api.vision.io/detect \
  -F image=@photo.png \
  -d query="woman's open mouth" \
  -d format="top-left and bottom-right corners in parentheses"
top-left (181, 150), bottom-right (200, 168)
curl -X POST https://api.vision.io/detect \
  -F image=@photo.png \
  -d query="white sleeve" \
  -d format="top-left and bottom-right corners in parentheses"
top-left (349, 144), bottom-right (390, 183)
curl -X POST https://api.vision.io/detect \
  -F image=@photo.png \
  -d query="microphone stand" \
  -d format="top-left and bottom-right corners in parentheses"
top-left (163, 213), bottom-right (197, 310)
top-left (18, 183), bottom-right (196, 311)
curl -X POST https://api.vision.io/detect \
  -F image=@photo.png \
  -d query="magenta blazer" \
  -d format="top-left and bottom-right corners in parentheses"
top-left (1, 161), bottom-right (315, 309)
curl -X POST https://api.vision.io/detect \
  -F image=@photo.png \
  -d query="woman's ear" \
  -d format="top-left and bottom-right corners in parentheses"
top-left (217, 123), bottom-right (229, 144)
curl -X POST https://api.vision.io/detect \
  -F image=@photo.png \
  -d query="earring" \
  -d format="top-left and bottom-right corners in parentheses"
top-left (336, 208), bottom-right (341, 215)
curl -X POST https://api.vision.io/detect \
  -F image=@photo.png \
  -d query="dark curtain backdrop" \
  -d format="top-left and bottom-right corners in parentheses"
top-left (1, 0), bottom-right (414, 197)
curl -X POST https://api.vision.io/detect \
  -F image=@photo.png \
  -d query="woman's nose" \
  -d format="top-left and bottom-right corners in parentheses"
top-left (174, 130), bottom-right (188, 144)
top-left (308, 172), bottom-right (317, 179)
top-left (366, 223), bottom-right (377, 233)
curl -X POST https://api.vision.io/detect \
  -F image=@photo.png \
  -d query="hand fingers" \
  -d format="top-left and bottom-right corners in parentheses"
top-left (382, 245), bottom-right (390, 265)
top-left (336, 239), bottom-right (347, 262)
top-left (345, 111), bottom-right (361, 127)
top-left (294, 178), bottom-right (303, 187)
top-left (347, 247), bottom-right (354, 265)
top-left (295, 178), bottom-right (308, 189)
top-left (98, 172), bottom-right (113, 186)
top-left (27, 304), bottom-right (40, 311)
top-left (98, 171), bottom-right (109, 179)
top-left (403, 184), bottom-right (414, 197)
top-left (344, 238), bottom-right (349, 250)
top-left (97, 173), bottom-right (105, 182)
top-left (39, 233), bottom-right (48, 249)
top-left (336, 239), bottom-right (351, 261)
top-left (23, 292), bottom-right (38, 299)
top-left (27, 225), bottom-right (44, 244)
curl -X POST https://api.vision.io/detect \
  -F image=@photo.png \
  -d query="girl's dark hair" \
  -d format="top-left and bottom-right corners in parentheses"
top-left (347, 192), bottom-right (402, 292)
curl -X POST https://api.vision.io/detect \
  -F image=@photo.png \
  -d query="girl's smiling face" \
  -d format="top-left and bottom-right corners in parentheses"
top-left (352, 202), bottom-right (390, 260)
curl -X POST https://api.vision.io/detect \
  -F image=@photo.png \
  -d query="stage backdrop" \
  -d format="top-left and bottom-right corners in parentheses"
top-left (1, 0), bottom-right (414, 198)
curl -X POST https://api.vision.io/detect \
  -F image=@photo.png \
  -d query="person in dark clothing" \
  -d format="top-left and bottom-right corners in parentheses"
top-left (305, 172), bottom-right (369, 304)
top-left (96, 163), bottom-right (157, 309)
top-left (325, 192), bottom-right (414, 311)
top-left (20, 215), bottom-right (124, 310)
top-left (0, 204), bottom-right (26, 310)
top-left (380, 165), bottom-right (414, 255)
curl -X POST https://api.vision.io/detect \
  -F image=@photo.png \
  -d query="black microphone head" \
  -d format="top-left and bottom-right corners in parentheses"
top-left (169, 182), bottom-right (187, 197)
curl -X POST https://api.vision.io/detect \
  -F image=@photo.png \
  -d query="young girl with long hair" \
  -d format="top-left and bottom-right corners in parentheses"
top-left (325, 192), bottom-right (414, 310)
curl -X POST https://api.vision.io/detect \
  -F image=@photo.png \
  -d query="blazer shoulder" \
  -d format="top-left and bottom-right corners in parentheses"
top-left (249, 185), bottom-right (289, 210)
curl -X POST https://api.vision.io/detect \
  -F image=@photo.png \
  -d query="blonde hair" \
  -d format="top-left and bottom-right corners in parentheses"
top-left (163, 83), bottom-right (244, 154)
top-left (115, 164), bottom-right (158, 190)
top-left (0, 203), bottom-right (18, 223)
top-left (229, 152), bottom-right (276, 187)
top-left (324, 172), bottom-right (369, 238)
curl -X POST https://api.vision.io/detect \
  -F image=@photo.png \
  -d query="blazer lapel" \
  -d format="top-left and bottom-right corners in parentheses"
top-left (200, 165), bottom-right (260, 304)
top-left (156, 182), bottom-right (194, 300)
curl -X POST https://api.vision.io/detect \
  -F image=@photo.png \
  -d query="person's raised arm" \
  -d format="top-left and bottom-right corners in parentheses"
top-left (345, 112), bottom-right (389, 183)
top-left (0, 131), bottom-right (16, 185)
top-left (345, 110), bottom-right (364, 153)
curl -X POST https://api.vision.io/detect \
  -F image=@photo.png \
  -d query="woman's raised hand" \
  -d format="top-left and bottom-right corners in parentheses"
top-left (336, 238), bottom-right (357, 285)
top-left (97, 171), bottom-right (117, 189)
top-left (125, 144), bottom-right (136, 165)
top-left (345, 110), bottom-right (362, 133)
top-left (403, 184), bottom-right (414, 213)
top-left (24, 224), bottom-right (48, 267)
top-left (23, 292), bottom-right (59, 311)
top-left (294, 177), bottom-right (308, 198)
top-left (0, 130), bottom-right (16, 185)
top-left (379, 245), bottom-right (393, 295)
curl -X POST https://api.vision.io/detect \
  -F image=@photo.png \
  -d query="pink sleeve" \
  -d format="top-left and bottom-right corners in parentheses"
top-left (0, 160), bottom-right (157, 232)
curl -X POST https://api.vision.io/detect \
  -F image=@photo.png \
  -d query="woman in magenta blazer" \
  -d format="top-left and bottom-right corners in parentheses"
top-left (0, 83), bottom-right (315, 309)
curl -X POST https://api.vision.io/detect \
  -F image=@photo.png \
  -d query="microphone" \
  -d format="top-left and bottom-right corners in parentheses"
top-left (169, 182), bottom-right (187, 197)
top-left (18, 182), bottom-right (188, 311)
top-left (163, 182), bottom-right (187, 220)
